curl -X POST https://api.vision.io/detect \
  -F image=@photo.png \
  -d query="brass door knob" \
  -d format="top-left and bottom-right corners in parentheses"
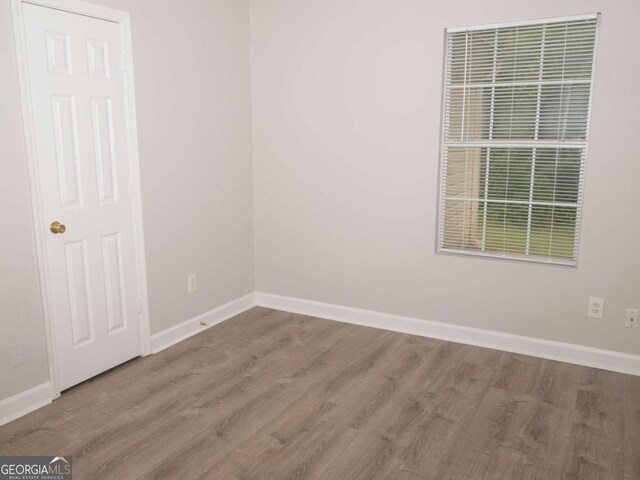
top-left (50, 221), bottom-right (66, 234)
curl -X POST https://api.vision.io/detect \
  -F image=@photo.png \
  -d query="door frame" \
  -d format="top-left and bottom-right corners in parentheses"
top-left (10, 0), bottom-right (152, 398)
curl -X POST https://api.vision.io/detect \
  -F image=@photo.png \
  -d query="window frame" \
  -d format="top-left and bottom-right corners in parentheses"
top-left (435, 13), bottom-right (601, 266)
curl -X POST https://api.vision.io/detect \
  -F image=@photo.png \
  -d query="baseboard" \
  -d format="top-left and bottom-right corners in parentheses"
top-left (150, 293), bottom-right (256, 354)
top-left (0, 294), bottom-right (256, 427)
top-left (255, 292), bottom-right (640, 376)
top-left (3, 291), bottom-right (636, 429)
top-left (0, 382), bottom-right (53, 427)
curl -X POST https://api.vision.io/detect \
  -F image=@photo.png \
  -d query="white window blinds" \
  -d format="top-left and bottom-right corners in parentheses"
top-left (437, 14), bottom-right (599, 265)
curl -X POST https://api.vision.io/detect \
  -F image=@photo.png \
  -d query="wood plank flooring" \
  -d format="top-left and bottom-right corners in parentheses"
top-left (1, 307), bottom-right (639, 479)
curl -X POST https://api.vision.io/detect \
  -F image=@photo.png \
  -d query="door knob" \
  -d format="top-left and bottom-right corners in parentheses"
top-left (50, 221), bottom-right (66, 234)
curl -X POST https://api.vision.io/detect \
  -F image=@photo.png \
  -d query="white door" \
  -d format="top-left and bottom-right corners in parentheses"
top-left (23, 3), bottom-right (143, 390)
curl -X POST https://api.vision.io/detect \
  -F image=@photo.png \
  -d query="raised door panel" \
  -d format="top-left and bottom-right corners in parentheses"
top-left (51, 95), bottom-right (83, 208)
top-left (91, 97), bottom-right (118, 203)
top-left (101, 233), bottom-right (127, 333)
top-left (64, 241), bottom-right (95, 347)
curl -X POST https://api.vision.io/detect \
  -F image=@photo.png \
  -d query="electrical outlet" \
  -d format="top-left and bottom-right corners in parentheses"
top-left (625, 309), bottom-right (639, 328)
top-left (587, 297), bottom-right (604, 319)
top-left (7, 342), bottom-right (24, 368)
top-left (187, 274), bottom-right (198, 293)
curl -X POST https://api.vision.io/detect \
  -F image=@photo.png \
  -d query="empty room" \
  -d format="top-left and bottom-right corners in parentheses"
top-left (1, 0), bottom-right (639, 478)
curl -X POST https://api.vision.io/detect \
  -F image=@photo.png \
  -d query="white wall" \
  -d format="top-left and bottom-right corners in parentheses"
top-left (0, 0), bottom-right (49, 399)
top-left (251, 0), bottom-right (640, 355)
top-left (0, 0), bottom-right (254, 401)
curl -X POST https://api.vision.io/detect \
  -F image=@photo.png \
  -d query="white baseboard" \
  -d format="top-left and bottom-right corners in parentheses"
top-left (150, 293), bottom-right (256, 353)
top-left (255, 292), bottom-right (640, 376)
top-left (0, 382), bottom-right (53, 427)
top-left (3, 290), bottom-right (637, 429)
top-left (0, 294), bottom-right (257, 426)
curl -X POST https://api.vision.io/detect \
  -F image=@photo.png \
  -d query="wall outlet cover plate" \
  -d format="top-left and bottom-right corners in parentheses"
top-left (587, 297), bottom-right (604, 319)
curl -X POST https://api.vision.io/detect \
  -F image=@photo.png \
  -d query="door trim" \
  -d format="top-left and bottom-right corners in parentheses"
top-left (11, 0), bottom-right (151, 398)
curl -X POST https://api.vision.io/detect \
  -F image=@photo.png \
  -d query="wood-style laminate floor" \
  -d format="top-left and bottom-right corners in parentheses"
top-left (1, 307), bottom-right (639, 479)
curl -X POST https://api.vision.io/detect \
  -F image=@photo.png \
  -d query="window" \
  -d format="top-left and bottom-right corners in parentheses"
top-left (437, 14), bottom-right (599, 265)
